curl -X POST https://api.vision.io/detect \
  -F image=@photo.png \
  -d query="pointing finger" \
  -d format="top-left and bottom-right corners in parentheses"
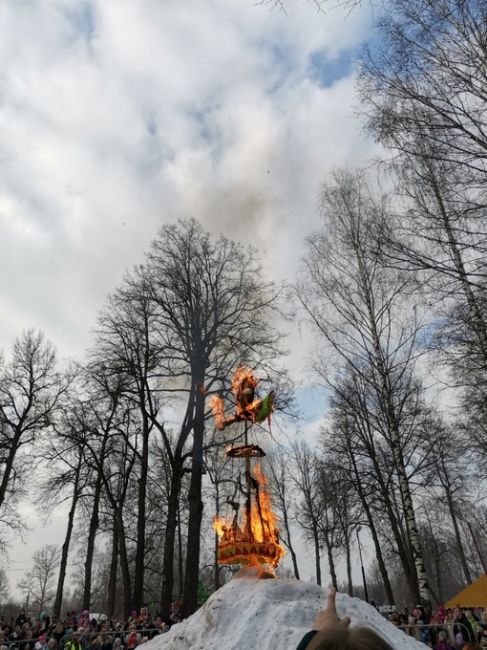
top-left (325, 588), bottom-right (337, 614)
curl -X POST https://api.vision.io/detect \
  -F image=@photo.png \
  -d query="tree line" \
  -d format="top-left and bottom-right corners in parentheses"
top-left (286, 0), bottom-right (487, 609)
top-left (0, 219), bottom-right (285, 619)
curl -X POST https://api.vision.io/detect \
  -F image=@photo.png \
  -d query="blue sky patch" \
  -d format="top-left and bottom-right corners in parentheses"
top-left (294, 383), bottom-right (329, 423)
top-left (307, 47), bottom-right (356, 87)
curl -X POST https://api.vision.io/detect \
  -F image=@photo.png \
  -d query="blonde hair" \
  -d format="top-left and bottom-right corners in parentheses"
top-left (307, 626), bottom-right (394, 650)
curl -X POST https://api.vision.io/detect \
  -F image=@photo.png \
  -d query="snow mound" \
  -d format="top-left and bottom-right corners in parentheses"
top-left (147, 578), bottom-right (425, 650)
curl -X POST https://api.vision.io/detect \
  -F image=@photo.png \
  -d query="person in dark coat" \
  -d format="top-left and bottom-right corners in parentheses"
top-left (15, 611), bottom-right (27, 629)
top-left (453, 607), bottom-right (474, 643)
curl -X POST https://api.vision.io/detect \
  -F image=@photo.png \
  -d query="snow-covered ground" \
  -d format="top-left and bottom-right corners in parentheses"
top-left (146, 577), bottom-right (425, 650)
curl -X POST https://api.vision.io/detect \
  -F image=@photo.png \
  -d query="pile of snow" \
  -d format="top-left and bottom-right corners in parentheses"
top-left (146, 577), bottom-right (425, 650)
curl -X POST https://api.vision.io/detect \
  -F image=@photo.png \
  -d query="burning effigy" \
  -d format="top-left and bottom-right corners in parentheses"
top-left (210, 367), bottom-right (285, 570)
top-left (209, 366), bottom-right (275, 432)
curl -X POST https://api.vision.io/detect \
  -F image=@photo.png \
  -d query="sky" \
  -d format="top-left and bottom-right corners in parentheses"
top-left (0, 0), bottom-right (381, 602)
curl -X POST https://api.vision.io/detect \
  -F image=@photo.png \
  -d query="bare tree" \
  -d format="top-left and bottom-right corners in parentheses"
top-left (315, 463), bottom-right (340, 590)
top-left (267, 449), bottom-right (301, 580)
top-left (291, 441), bottom-right (323, 585)
top-left (258, 0), bottom-right (361, 12)
top-left (322, 460), bottom-right (362, 596)
top-left (35, 372), bottom-right (103, 619)
top-left (17, 545), bottom-right (60, 614)
top-left (360, 0), bottom-right (487, 432)
top-left (361, 0), bottom-right (487, 182)
top-left (93, 275), bottom-right (160, 613)
top-left (204, 431), bottom-right (237, 592)
top-left (93, 219), bottom-right (283, 617)
top-left (80, 393), bottom-right (140, 618)
top-left (0, 331), bottom-right (67, 527)
top-left (38, 433), bottom-right (86, 620)
top-left (325, 392), bottom-right (396, 605)
top-left (426, 425), bottom-right (473, 586)
top-left (145, 219), bottom-right (283, 617)
top-left (298, 169), bottom-right (433, 604)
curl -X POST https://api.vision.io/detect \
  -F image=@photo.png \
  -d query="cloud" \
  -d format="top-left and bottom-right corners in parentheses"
top-left (0, 0), bottom-right (377, 360)
top-left (0, 0), bottom-right (380, 596)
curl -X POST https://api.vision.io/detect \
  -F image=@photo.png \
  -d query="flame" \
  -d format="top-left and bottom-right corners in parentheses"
top-left (231, 367), bottom-right (257, 398)
top-left (245, 464), bottom-right (279, 543)
top-left (212, 464), bottom-right (285, 568)
top-left (209, 395), bottom-right (226, 431)
top-left (213, 515), bottom-right (230, 539)
top-left (232, 367), bottom-right (261, 419)
top-left (210, 367), bottom-right (275, 431)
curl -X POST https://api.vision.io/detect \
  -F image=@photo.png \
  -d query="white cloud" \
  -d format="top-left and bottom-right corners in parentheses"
top-left (0, 0), bottom-right (377, 357)
top-left (0, 0), bottom-right (380, 597)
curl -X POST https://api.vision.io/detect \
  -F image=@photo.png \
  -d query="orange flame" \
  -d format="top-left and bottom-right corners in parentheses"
top-left (210, 367), bottom-right (274, 431)
top-left (209, 395), bottom-right (226, 431)
top-left (212, 464), bottom-right (285, 567)
top-left (245, 464), bottom-right (279, 543)
top-left (213, 515), bottom-right (229, 539)
top-left (231, 366), bottom-right (257, 396)
top-left (232, 367), bottom-right (261, 419)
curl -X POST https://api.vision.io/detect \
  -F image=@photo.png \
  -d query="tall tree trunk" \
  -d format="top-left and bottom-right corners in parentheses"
top-left (429, 168), bottom-right (487, 358)
top-left (446, 491), bottom-right (472, 585)
top-left (345, 537), bottom-right (353, 596)
top-left (53, 464), bottom-right (81, 619)
top-left (182, 384), bottom-right (205, 617)
top-left (280, 503), bottom-right (300, 580)
top-left (0, 429), bottom-right (22, 511)
top-left (289, 550), bottom-right (301, 582)
top-left (345, 382), bottom-right (418, 601)
top-left (313, 525), bottom-right (322, 586)
top-left (287, 541), bottom-right (301, 582)
top-left (355, 240), bottom-right (429, 604)
top-left (133, 415), bottom-right (150, 611)
top-left (368, 514), bottom-right (395, 605)
top-left (116, 512), bottom-right (132, 618)
top-left (213, 483), bottom-right (220, 592)
top-left (82, 470), bottom-right (103, 610)
top-left (350, 449), bottom-right (395, 604)
top-left (160, 465), bottom-right (182, 620)
top-left (434, 541), bottom-right (444, 605)
top-left (107, 515), bottom-right (119, 618)
top-left (178, 501), bottom-right (184, 595)
top-left (323, 532), bottom-right (338, 590)
top-left (391, 431), bottom-right (431, 604)
top-left (213, 531), bottom-right (220, 593)
top-left (368, 441), bottom-right (419, 602)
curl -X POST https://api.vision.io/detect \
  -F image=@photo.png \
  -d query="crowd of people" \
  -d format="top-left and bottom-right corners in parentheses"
top-left (0, 606), bottom-right (182, 650)
top-left (385, 605), bottom-right (487, 648)
top-left (1, 600), bottom-right (487, 649)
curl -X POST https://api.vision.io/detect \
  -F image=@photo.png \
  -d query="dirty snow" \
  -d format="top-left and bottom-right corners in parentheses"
top-left (146, 577), bottom-right (426, 650)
